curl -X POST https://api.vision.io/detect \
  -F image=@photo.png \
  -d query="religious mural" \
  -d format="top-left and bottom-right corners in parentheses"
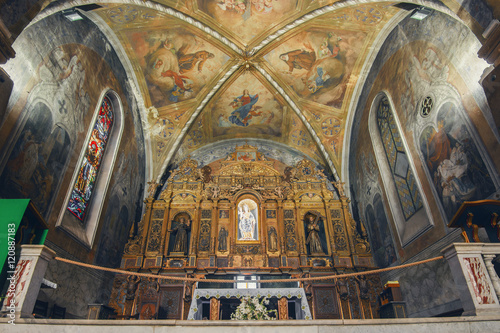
top-left (419, 102), bottom-right (496, 219)
top-left (0, 103), bottom-right (71, 217)
top-left (95, 197), bottom-right (130, 267)
top-left (364, 195), bottom-right (396, 268)
top-left (196, 0), bottom-right (298, 45)
top-left (211, 73), bottom-right (284, 138)
top-left (237, 198), bottom-right (259, 241)
top-left (265, 27), bottom-right (367, 108)
top-left (124, 28), bottom-right (228, 108)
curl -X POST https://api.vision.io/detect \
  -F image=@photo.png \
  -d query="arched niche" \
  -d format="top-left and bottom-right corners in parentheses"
top-left (168, 211), bottom-right (193, 256)
top-left (235, 194), bottom-right (261, 244)
top-left (303, 210), bottom-right (328, 256)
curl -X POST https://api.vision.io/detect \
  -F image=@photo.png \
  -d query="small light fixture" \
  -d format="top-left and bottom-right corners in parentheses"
top-left (62, 9), bottom-right (83, 22)
top-left (410, 7), bottom-right (432, 20)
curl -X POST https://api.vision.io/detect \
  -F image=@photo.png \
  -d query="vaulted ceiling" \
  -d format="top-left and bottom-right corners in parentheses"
top-left (31, 0), bottom-right (494, 184)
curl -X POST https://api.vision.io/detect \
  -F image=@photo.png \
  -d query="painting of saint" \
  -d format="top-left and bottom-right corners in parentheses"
top-left (279, 36), bottom-right (344, 95)
top-left (145, 40), bottom-right (215, 104)
top-left (266, 28), bottom-right (366, 107)
top-left (228, 89), bottom-right (262, 126)
top-left (420, 103), bottom-right (495, 219)
top-left (237, 198), bottom-right (259, 241)
top-left (237, 151), bottom-right (256, 161)
top-left (211, 74), bottom-right (284, 138)
top-left (0, 103), bottom-right (71, 218)
top-left (219, 210), bottom-right (229, 219)
top-left (268, 226), bottom-right (278, 252)
top-left (218, 226), bottom-right (228, 252)
top-left (266, 210), bottom-right (276, 219)
top-left (126, 29), bottom-right (225, 108)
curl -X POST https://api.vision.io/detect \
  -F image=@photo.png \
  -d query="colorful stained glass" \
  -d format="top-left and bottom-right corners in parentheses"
top-left (67, 96), bottom-right (114, 221)
top-left (377, 97), bottom-right (423, 220)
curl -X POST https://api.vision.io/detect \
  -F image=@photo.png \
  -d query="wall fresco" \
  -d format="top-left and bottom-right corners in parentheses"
top-left (364, 195), bottom-right (396, 268)
top-left (0, 103), bottom-right (70, 217)
top-left (420, 102), bottom-right (496, 219)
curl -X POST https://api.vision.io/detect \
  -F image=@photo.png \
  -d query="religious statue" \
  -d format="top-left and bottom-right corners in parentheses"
top-left (211, 186), bottom-right (220, 199)
top-left (274, 186), bottom-right (284, 198)
top-left (170, 216), bottom-right (191, 254)
top-left (238, 201), bottom-right (257, 240)
top-left (336, 278), bottom-right (349, 301)
top-left (333, 180), bottom-right (346, 197)
top-left (199, 165), bottom-right (212, 183)
top-left (268, 226), bottom-right (278, 252)
top-left (218, 227), bottom-right (228, 252)
top-left (125, 275), bottom-right (141, 300)
top-left (146, 180), bottom-right (160, 199)
top-left (355, 275), bottom-right (370, 299)
top-left (305, 214), bottom-right (324, 255)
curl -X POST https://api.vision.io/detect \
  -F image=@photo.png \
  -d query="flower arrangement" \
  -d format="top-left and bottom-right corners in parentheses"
top-left (231, 296), bottom-right (277, 320)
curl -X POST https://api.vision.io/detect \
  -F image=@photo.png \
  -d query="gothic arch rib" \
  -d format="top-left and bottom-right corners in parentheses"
top-left (26, 0), bottom-right (477, 189)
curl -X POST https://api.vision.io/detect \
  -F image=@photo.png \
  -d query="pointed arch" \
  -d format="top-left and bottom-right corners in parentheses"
top-left (369, 92), bottom-right (433, 246)
top-left (56, 89), bottom-right (124, 247)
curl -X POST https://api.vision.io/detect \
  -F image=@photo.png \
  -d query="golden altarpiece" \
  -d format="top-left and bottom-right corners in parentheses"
top-left (109, 144), bottom-right (382, 320)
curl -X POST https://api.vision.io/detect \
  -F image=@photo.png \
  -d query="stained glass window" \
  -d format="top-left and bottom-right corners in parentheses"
top-left (67, 96), bottom-right (114, 221)
top-left (377, 96), bottom-right (423, 220)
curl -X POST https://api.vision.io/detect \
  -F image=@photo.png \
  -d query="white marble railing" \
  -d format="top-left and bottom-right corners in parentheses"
top-left (442, 243), bottom-right (500, 316)
top-left (187, 288), bottom-right (311, 320)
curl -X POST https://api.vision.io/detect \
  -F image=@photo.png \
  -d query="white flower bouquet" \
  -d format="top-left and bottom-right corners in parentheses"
top-left (230, 296), bottom-right (277, 320)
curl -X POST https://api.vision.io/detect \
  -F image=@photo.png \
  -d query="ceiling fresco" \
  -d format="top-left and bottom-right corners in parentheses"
top-left (209, 71), bottom-right (287, 138)
top-left (195, 0), bottom-right (301, 48)
top-left (263, 27), bottom-right (368, 108)
top-left (77, 1), bottom-right (450, 182)
top-left (116, 21), bottom-right (233, 109)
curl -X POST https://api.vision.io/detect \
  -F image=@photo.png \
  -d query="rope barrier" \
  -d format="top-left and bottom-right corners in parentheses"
top-left (54, 255), bottom-right (445, 283)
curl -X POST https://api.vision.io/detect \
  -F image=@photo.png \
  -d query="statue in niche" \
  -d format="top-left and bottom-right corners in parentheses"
top-left (218, 226), bottom-right (228, 252)
top-left (125, 275), bottom-right (141, 300)
top-left (237, 199), bottom-right (258, 241)
top-left (336, 278), bottom-right (349, 301)
top-left (305, 213), bottom-right (324, 255)
top-left (355, 275), bottom-right (370, 299)
top-left (268, 226), bottom-right (278, 252)
top-left (170, 215), bottom-right (191, 254)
